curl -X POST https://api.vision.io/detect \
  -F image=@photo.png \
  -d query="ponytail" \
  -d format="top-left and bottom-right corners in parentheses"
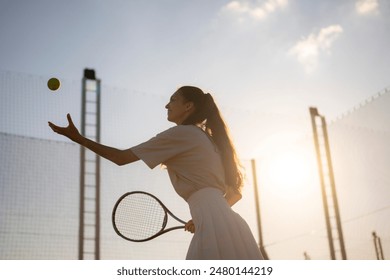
top-left (179, 86), bottom-right (244, 192)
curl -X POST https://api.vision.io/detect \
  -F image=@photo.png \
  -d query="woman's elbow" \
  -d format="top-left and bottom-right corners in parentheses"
top-left (115, 150), bottom-right (139, 166)
top-left (115, 160), bottom-right (127, 166)
top-left (232, 192), bottom-right (242, 203)
top-left (225, 190), bottom-right (242, 207)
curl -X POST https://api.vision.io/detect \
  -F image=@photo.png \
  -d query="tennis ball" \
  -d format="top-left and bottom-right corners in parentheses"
top-left (47, 77), bottom-right (61, 91)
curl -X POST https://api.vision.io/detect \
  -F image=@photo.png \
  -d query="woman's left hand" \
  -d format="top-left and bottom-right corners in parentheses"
top-left (185, 219), bottom-right (195, 233)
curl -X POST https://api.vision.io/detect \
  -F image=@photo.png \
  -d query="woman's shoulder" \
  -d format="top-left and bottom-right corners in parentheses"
top-left (162, 124), bottom-right (203, 136)
top-left (154, 125), bottom-right (206, 145)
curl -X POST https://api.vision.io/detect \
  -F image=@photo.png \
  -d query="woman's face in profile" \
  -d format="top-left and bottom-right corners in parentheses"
top-left (165, 91), bottom-right (193, 125)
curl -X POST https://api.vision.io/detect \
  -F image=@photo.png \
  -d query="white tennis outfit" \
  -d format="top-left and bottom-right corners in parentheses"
top-left (131, 125), bottom-right (263, 260)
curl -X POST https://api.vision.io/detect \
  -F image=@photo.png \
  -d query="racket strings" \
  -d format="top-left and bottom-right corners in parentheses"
top-left (114, 193), bottom-right (166, 241)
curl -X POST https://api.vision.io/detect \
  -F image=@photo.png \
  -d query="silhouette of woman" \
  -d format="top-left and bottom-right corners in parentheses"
top-left (49, 85), bottom-right (263, 260)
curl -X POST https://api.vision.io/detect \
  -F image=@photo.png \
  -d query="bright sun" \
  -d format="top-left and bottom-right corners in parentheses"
top-left (264, 149), bottom-right (315, 194)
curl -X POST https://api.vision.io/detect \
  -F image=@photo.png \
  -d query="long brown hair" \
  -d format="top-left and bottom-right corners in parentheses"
top-left (179, 86), bottom-right (244, 192)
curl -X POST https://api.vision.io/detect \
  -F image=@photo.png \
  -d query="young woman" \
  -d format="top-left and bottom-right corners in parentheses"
top-left (48, 86), bottom-right (263, 260)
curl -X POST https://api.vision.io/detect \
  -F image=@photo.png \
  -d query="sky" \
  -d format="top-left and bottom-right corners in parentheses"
top-left (0, 0), bottom-right (389, 260)
top-left (1, 0), bottom-right (389, 158)
top-left (1, 0), bottom-right (389, 117)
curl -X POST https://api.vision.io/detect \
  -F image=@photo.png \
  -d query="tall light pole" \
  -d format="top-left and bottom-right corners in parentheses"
top-left (309, 107), bottom-right (347, 260)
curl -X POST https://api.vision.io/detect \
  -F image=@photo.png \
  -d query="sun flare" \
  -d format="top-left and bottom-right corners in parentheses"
top-left (264, 149), bottom-right (315, 194)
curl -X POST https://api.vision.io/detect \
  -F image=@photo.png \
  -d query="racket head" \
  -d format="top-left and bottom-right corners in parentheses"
top-left (112, 191), bottom-right (168, 242)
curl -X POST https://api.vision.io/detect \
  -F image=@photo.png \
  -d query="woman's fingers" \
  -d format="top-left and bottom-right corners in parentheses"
top-left (48, 115), bottom-right (72, 136)
top-left (185, 220), bottom-right (195, 233)
top-left (48, 121), bottom-right (62, 134)
top-left (188, 225), bottom-right (195, 233)
top-left (67, 113), bottom-right (74, 127)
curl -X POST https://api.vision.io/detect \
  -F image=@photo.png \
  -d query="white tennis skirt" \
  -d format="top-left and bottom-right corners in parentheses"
top-left (186, 187), bottom-right (264, 260)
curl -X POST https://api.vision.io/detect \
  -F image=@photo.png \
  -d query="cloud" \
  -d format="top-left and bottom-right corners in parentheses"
top-left (223, 0), bottom-right (288, 21)
top-left (288, 25), bottom-right (343, 73)
top-left (356, 0), bottom-right (379, 15)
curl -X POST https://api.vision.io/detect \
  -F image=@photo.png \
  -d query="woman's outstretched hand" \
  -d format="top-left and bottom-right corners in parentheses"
top-left (185, 219), bottom-right (195, 234)
top-left (48, 114), bottom-right (82, 143)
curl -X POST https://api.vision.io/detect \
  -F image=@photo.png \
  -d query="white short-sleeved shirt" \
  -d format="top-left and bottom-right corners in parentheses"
top-left (131, 125), bottom-right (226, 201)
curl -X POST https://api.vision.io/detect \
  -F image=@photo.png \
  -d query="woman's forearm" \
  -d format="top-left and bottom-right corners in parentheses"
top-left (49, 114), bottom-right (139, 166)
top-left (77, 136), bottom-right (139, 166)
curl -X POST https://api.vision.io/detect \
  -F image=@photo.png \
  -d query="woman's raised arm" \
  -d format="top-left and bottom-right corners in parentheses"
top-left (48, 113), bottom-right (139, 166)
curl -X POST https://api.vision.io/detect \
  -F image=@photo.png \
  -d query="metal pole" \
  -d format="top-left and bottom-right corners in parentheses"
top-left (321, 116), bottom-right (347, 260)
top-left (78, 77), bottom-right (87, 260)
top-left (251, 159), bottom-right (269, 260)
top-left (309, 108), bottom-right (335, 260)
top-left (373, 231), bottom-right (385, 260)
top-left (95, 79), bottom-right (101, 260)
top-left (304, 251), bottom-right (311, 260)
top-left (373, 232), bottom-right (380, 260)
top-left (378, 236), bottom-right (385, 260)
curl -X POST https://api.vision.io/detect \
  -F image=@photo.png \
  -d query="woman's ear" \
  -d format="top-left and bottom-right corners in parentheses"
top-left (185, 101), bottom-right (194, 111)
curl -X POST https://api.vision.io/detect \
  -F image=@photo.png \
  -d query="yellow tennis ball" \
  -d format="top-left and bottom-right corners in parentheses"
top-left (47, 77), bottom-right (61, 91)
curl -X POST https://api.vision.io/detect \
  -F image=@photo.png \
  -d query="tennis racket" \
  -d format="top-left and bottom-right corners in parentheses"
top-left (112, 191), bottom-right (186, 242)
